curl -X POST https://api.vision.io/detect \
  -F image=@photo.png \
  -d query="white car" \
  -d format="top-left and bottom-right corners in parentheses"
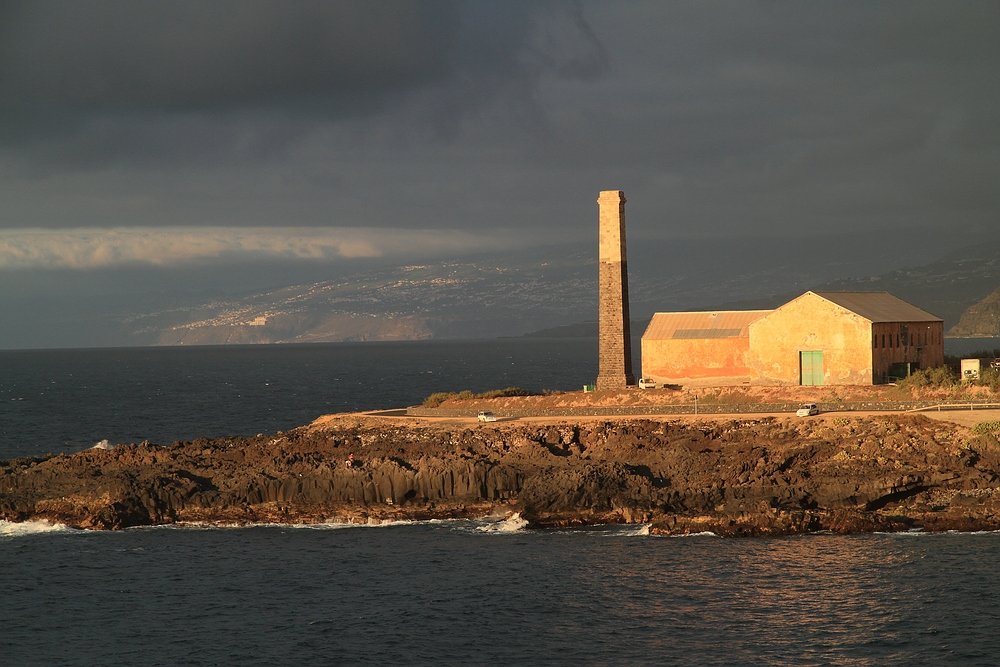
top-left (796, 403), bottom-right (820, 417)
top-left (638, 378), bottom-right (658, 389)
top-left (477, 411), bottom-right (497, 422)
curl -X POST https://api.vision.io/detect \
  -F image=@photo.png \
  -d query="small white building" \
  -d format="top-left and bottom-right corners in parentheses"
top-left (961, 358), bottom-right (990, 380)
top-left (961, 358), bottom-right (982, 380)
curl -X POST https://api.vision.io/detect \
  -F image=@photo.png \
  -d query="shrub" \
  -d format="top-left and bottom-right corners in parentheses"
top-left (421, 386), bottom-right (537, 407)
top-left (972, 421), bottom-right (1000, 435)
top-left (475, 387), bottom-right (534, 399)
top-left (974, 368), bottom-right (1000, 392)
top-left (423, 392), bottom-right (457, 408)
top-left (895, 366), bottom-right (958, 391)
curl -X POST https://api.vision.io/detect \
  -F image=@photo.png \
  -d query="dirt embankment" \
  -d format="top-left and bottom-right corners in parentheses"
top-left (3, 414), bottom-right (1000, 536)
top-left (428, 383), bottom-right (1000, 412)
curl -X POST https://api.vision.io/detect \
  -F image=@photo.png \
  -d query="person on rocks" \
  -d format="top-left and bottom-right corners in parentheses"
top-left (345, 453), bottom-right (355, 468)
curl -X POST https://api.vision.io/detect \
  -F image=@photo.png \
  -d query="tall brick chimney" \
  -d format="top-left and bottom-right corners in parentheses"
top-left (596, 190), bottom-right (635, 389)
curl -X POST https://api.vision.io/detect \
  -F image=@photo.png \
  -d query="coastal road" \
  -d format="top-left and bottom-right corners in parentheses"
top-left (352, 408), bottom-right (1000, 428)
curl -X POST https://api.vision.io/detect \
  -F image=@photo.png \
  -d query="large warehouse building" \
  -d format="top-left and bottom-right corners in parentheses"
top-left (641, 291), bottom-right (944, 386)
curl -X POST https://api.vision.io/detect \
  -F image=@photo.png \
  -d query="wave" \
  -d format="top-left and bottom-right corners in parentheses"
top-left (475, 513), bottom-right (529, 533)
top-left (665, 530), bottom-right (719, 538)
top-left (140, 518), bottom-right (460, 532)
top-left (616, 523), bottom-right (650, 537)
top-left (877, 529), bottom-right (1000, 537)
top-left (0, 519), bottom-right (75, 538)
top-left (289, 519), bottom-right (456, 530)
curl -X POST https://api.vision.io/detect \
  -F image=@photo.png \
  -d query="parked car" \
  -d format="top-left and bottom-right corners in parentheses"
top-left (796, 403), bottom-right (819, 417)
top-left (477, 411), bottom-right (497, 422)
top-left (638, 378), bottom-right (657, 389)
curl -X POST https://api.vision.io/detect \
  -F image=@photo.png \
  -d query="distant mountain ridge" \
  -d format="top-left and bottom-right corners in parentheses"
top-left (813, 245), bottom-right (1000, 328)
top-left (950, 287), bottom-right (1000, 337)
top-left (131, 248), bottom-right (597, 344)
top-left (1, 229), bottom-right (988, 349)
top-left (712, 245), bottom-right (1000, 330)
top-left (522, 244), bottom-right (1000, 338)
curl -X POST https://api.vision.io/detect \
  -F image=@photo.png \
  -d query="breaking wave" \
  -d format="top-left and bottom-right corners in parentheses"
top-left (0, 519), bottom-right (75, 538)
top-left (476, 513), bottom-right (529, 533)
top-left (143, 518), bottom-right (459, 531)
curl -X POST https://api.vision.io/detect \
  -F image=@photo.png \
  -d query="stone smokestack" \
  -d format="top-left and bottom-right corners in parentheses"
top-left (596, 190), bottom-right (635, 389)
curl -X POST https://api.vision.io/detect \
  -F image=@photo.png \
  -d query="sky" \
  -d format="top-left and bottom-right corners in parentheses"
top-left (1, 1), bottom-right (998, 308)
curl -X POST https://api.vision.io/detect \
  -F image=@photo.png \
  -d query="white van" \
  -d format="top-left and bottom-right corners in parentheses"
top-left (477, 411), bottom-right (497, 422)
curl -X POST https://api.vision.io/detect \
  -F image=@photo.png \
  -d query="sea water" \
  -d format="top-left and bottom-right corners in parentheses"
top-left (1, 521), bottom-right (998, 665)
top-left (0, 339), bottom-right (598, 460)
top-left (2, 340), bottom-right (999, 665)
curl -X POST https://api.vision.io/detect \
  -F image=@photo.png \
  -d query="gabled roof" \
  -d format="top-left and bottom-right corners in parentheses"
top-left (643, 310), bottom-right (772, 340)
top-left (810, 291), bottom-right (942, 323)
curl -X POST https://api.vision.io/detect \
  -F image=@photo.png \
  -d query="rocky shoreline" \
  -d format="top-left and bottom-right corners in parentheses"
top-left (3, 413), bottom-right (1000, 536)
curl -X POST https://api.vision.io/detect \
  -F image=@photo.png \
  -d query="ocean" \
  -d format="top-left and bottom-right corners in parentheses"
top-left (0, 339), bottom-right (599, 460)
top-left (2, 340), bottom-right (999, 666)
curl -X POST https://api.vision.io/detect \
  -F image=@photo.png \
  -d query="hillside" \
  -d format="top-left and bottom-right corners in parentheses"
top-left (2, 231), bottom-right (987, 349)
top-left (133, 248), bottom-right (596, 344)
top-left (812, 245), bottom-right (1000, 328)
top-left (949, 286), bottom-right (1000, 337)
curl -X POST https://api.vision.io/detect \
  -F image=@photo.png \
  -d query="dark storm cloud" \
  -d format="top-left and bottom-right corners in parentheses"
top-left (0, 1), bottom-right (590, 144)
top-left (0, 0), bottom-right (997, 246)
top-left (0, 1), bottom-right (455, 120)
top-left (524, 1), bottom-right (1000, 238)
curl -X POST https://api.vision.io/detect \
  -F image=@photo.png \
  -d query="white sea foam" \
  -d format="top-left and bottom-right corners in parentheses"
top-left (291, 519), bottom-right (454, 530)
top-left (91, 439), bottom-right (113, 450)
top-left (0, 519), bottom-right (75, 538)
top-left (143, 518), bottom-right (458, 532)
top-left (879, 529), bottom-right (1000, 537)
top-left (476, 513), bottom-right (529, 533)
top-left (666, 530), bottom-right (719, 538)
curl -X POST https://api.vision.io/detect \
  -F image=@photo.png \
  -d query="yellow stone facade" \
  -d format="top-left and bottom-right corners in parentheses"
top-left (748, 292), bottom-right (874, 385)
top-left (641, 291), bottom-right (944, 387)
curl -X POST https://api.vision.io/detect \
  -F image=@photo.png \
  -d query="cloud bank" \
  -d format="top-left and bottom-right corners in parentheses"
top-left (0, 2), bottom-right (995, 243)
top-left (0, 227), bottom-right (516, 270)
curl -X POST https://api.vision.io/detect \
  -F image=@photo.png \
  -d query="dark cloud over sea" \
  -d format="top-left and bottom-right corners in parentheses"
top-left (0, 2), bottom-right (997, 348)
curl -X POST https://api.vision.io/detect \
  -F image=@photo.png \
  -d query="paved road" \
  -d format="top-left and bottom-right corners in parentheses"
top-left (917, 408), bottom-right (1000, 427)
top-left (353, 408), bottom-right (1000, 428)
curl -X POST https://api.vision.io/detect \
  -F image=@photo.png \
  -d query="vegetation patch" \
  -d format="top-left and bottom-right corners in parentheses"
top-left (422, 387), bottom-right (538, 408)
top-left (894, 366), bottom-right (960, 390)
top-left (972, 421), bottom-right (1000, 435)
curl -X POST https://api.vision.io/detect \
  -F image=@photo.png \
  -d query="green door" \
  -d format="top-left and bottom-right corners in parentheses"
top-left (800, 350), bottom-right (824, 386)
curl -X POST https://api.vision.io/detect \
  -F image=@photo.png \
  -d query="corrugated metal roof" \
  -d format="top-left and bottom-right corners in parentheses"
top-left (643, 311), bottom-right (771, 340)
top-left (673, 328), bottom-right (744, 339)
top-left (810, 291), bottom-right (942, 323)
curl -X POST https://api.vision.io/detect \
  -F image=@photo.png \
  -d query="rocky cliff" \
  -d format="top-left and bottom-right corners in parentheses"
top-left (949, 286), bottom-right (1000, 337)
top-left (3, 414), bottom-right (1000, 536)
